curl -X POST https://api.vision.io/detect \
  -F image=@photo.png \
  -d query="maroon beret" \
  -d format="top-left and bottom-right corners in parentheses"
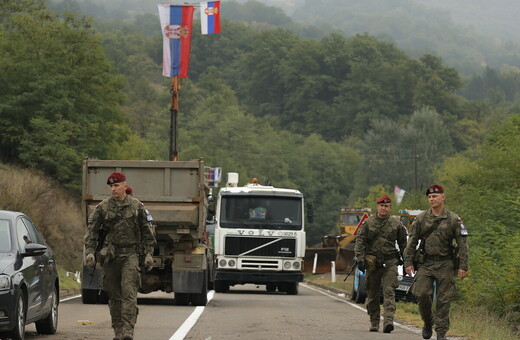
top-left (376, 195), bottom-right (392, 204)
top-left (107, 172), bottom-right (126, 185)
top-left (125, 186), bottom-right (133, 195)
top-left (426, 184), bottom-right (444, 195)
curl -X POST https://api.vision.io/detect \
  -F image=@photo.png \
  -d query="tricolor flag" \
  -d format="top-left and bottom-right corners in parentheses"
top-left (394, 185), bottom-right (406, 204)
top-left (200, 1), bottom-right (221, 34)
top-left (158, 4), bottom-right (195, 78)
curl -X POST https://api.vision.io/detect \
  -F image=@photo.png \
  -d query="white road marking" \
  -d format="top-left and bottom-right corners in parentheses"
top-left (300, 283), bottom-right (423, 335)
top-left (169, 290), bottom-right (215, 340)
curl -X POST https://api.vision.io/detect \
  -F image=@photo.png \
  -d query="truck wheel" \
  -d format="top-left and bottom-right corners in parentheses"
top-left (81, 289), bottom-right (98, 304)
top-left (175, 293), bottom-right (190, 306)
top-left (190, 275), bottom-right (208, 306)
top-left (266, 283), bottom-right (276, 292)
top-left (286, 282), bottom-right (299, 295)
top-left (214, 280), bottom-right (229, 293)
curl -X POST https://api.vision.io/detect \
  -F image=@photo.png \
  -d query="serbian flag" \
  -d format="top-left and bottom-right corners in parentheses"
top-left (200, 1), bottom-right (221, 34)
top-left (158, 4), bottom-right (194, 78)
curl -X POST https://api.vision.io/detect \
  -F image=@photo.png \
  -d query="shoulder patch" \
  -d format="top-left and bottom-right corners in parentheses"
top-left (460, 222), bottom-right (469, 236)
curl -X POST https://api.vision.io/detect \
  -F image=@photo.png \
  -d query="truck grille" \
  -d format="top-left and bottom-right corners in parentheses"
top-left (224, 236), bottom-right (296, 257)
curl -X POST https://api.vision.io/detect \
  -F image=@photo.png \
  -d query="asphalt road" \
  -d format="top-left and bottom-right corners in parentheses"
top-left (22, 283), bottom-right (425, 340)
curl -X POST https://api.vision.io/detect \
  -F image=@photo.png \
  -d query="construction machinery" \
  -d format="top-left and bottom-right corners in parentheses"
top-left (304, 208), bottom-right (371, 273)
top-left (398, 209), bottom-right (424, 232)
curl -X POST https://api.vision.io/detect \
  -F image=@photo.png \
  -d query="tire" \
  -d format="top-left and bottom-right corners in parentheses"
top-left (286, 282), bottom-right (299, 295)
top-left (190, 274), bottom-right (208, 306)
top-left (355, 275), bottom-right (367, 304)
top-left (10, 293), bottom-right (26, 340)
top-left (98, 290), bottom-right (110, 304)
top-left (266, 283), bottom-right (276, 292)
top-left (36, 286), bottom-right (58, 334)
top-left (175, 292), bottom-right (190, 306)
top-left (81, 288), bottom-right (98, 304)
top-left (350, 285), bottom-right (357, 301)
top-left (214, 280), bottom-right (229, 293)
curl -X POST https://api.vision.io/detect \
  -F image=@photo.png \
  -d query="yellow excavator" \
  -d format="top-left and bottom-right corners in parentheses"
top-left (304, 208), bottom-right (371, 273)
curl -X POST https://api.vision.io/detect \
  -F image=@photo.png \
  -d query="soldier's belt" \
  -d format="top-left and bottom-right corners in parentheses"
top-left (115, 246), bottom-right (138, 255)
top-left (425, 254), bottom-right (451, 261)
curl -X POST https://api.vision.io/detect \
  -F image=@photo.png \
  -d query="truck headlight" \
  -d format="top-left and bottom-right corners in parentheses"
top-left (283, 261), bottom-right (292, 270)
top-left (292, 262), bottom-right (301, 270)
top-left (228, 259), bottom-right (236, 267)
top-left (218, 259), bottom-right (227, 267)
top-left (0, 274), bottom-right (11, 290)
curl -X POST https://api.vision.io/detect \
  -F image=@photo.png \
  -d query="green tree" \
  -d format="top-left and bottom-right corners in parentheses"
top-left (0, 1), bottom-right (127, 190)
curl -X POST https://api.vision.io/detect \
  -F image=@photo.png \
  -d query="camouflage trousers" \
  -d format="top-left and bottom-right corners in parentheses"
top-left (412, 258), bottom-right (455, 334)
top-left (365, 260), bottom-right (398, 324)
top-left (103, 253), bottom-right (141, 336)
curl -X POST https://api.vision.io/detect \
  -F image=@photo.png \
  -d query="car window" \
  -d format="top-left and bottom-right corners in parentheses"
top-left (0, 220), bottom-right (11, 251)
top-left (21, 217), bottom-right (44, 245)
top-left (16, 218), bottom-right (33, 250)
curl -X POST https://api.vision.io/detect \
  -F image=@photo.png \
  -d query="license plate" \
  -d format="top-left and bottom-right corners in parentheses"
top-left (398, 284), bottom-right (410, 291)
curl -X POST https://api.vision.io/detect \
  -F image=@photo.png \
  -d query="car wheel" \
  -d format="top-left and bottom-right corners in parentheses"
top-left (82, 288), bottom-right (98, 304)
top-left (350, 284), bottom-right (357, 301)
top-left (36, 286), bottom-right (58, 334)
top-left (10, 293), bottom-right (26, 340)
top-left (355, 274), bottom-right (367, 304)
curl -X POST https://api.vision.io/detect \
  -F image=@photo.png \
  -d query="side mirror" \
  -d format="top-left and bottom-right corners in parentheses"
top-left (306, 201), bottom-right (314, 224)
top-left (22, 243), bottom-right (47, 257)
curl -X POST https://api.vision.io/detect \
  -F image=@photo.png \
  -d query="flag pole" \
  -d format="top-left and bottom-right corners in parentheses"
top-left (169, 76), bottom-right (180, 161)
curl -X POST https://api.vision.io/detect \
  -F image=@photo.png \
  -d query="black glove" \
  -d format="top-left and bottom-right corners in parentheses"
top-left (357, 260), bottom-right (366, 273)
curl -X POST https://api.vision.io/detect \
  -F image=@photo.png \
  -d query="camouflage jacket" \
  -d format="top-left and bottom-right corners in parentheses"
top-left (403, 208), bottom-right (469, 270)
top-left (354, 215), bottom-right (407, 261)
top-left (84, 196), bottom-right (156, 256)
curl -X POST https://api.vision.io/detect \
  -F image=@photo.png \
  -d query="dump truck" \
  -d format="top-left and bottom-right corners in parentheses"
top-left (213, 174), bottom-right (311, 295)
top-left (81, 158), bottom-right (214, 306)
top-left (304, 208), bottom-right (371, 273)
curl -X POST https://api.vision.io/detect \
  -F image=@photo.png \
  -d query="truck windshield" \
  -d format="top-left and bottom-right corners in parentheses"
top-left (220, 196), bottom-right (302, 230)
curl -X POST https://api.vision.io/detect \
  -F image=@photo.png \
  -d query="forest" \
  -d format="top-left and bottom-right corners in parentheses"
top-left (0, 0), bottom-right (519, 329)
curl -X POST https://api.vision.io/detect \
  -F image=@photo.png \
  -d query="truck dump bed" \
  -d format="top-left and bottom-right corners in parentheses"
top-left (82, 159), bottom-right (207, 230)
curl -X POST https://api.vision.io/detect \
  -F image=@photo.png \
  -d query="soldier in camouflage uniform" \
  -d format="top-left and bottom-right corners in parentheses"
top-left (354, 195), bottom-right (408, 333)
top-left (84, 172), bottom-right (156, 340)
top-left (404, 184), bottom-right (469, 340)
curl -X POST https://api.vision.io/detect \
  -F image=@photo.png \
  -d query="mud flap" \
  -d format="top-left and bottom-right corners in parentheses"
top-left (172, 270), bottom-right (205, 293)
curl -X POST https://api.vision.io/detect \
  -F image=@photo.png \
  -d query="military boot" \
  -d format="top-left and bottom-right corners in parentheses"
top-left (122, 335), bottom-right (133, 340)
top-left (436, 332), bottom-right (447, 340)
top-left (113, 330), bottom-right (123, 340)
top-left (422, 325), bottom-right (433, 339)
top-left (383, 321), bottom-right (394, 333)
top-left (369, 322), bottom-right (379, 332)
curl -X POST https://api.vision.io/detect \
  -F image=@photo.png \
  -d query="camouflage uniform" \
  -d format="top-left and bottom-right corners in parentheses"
top-left (354, 215), bottom-right (408, 327)
top-left (403, 208), bottom-right (469, 336)
top-left (84, 196), bottom-right (156, 339)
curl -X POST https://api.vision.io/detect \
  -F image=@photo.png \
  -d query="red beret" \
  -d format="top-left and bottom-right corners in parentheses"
top-left (107, 172), bottom-right (126, 185)
top-left (376, 195), bottom-right (392, 204)
top-left (125, 186), bottom-right (133, 195)
top-left (426, 184), bottom-right (444, 195)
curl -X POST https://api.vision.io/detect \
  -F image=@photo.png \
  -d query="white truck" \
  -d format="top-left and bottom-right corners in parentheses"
top-left (81, 158), bottom-right (214, 306)
top-left (212, 173), bottom-right (311, 295)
